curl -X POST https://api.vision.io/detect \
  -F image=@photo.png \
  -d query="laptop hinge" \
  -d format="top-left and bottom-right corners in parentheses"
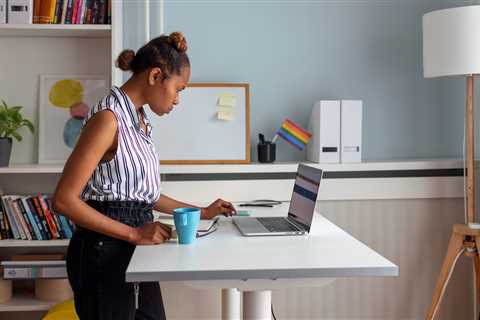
top-left (287, 216), bottom-right (308, 231)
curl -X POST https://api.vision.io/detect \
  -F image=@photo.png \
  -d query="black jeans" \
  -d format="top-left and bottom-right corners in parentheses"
top-left (66, 200), bottom-right (166, 320)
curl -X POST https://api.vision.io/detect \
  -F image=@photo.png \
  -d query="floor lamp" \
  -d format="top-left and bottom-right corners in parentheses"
top-left (423, 5), bottom-right (480, 320)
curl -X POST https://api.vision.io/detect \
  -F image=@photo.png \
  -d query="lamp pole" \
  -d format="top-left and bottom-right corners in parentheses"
top-left (467, 75), bottom-right (475, 224)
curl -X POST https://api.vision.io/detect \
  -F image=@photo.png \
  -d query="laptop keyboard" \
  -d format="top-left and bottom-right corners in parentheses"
top-left (257, 217), bottom-right (300, 232)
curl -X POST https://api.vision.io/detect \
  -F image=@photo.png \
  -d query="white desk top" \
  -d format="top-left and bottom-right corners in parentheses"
top-left (126, 204), bottom-right (398, 282)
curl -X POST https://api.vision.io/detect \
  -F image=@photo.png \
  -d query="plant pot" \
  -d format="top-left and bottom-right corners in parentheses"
top-left (0, 138), bottom-right (12, 167)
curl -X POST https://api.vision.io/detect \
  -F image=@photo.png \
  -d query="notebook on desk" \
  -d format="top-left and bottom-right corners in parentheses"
top-left (155, 215), bottom-right (218, 232)
top-left (233, 164), bottom-right (323, 236)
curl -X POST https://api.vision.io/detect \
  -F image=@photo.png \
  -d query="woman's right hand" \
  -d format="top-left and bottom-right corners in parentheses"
top-left (129, 222), bottom-right (172, 245)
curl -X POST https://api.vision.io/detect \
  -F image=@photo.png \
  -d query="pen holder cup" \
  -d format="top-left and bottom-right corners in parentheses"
top-left (257, 142), bottom-right (276, 163)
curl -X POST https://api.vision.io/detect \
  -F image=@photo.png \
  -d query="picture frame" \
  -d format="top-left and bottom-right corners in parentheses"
top-left (38, 75), bottom-right (108, 164)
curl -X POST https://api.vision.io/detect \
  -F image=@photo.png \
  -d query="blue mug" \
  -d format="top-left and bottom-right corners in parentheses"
top-left (173, 208), bottom-right (201, 244)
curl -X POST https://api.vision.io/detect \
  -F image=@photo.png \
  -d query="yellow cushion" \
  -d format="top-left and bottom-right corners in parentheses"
top-left (43, 299), bottom-right (79, 320)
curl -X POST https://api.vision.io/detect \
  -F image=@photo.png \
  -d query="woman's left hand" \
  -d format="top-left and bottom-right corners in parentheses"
top-left (202, 199), bottom-right (236, 219)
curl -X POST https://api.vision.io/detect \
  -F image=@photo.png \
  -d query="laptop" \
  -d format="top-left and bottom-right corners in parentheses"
top-left (233, 164), bottom-right (323, 236)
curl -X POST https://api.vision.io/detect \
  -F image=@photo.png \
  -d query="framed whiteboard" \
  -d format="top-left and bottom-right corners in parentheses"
top-left (146, 83), bottom-right (250, 164)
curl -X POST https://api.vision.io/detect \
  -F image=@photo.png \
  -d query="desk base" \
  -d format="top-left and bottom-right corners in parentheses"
top-left (221, 289), bottom-right (271, 320)
top-left (243, 290), bottom-right (271, 320)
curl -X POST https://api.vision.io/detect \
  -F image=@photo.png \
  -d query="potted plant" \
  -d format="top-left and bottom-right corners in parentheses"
top-left (0, 99), bottom-right (34, 166)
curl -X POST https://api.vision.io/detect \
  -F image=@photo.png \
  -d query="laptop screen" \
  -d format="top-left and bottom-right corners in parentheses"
top-left (287, 164), bottom-right (323, 232)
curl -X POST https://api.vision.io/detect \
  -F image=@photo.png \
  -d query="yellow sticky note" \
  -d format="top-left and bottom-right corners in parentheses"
top-left (218, 93), bottom-right (236, 108)
top-left (217, 108), bottom-right (234, 121)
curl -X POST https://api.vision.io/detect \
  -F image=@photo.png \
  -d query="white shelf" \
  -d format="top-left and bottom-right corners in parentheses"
top-left (0, 240), bottom-right (69, 248)
top-left (0, 24), bottom-right (111, 38)
top-left (0, 292), bottom-right (56, 312)
top-left (0, 159), bottom-right (466, 174)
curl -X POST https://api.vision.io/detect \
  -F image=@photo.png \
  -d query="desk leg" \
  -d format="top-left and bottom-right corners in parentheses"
top-left (222, 288), bottom-right (241, 320)
top-left (243, 290), bottom-right (271, 320)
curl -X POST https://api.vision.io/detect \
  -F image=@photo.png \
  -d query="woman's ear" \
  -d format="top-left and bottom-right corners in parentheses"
top-left (148, 67), bottom-right (163, 86)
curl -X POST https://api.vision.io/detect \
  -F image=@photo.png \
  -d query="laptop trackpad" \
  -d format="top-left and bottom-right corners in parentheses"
top-left (234, 217), bottom-right (269, 233)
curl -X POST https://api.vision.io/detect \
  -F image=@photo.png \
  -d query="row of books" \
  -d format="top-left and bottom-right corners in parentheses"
top-left (0, 194), bottom-right (74, 240)
top-left (0, 0), bottom-right (110, 25)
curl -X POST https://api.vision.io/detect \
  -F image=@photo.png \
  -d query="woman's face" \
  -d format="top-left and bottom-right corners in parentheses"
top-left (147, 66), bottom-right (190, 116)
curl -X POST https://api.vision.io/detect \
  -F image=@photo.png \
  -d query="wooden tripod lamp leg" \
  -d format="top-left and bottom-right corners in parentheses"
top-left (474, 237), bottom-right (480, 318)
top-left (426, 232), bottom-right (465, 320)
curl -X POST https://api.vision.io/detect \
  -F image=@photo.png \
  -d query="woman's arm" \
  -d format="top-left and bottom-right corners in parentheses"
top-left (154, 194), bottom-right (236, 219)
top-left (52, 111), bottom-right (170, 244)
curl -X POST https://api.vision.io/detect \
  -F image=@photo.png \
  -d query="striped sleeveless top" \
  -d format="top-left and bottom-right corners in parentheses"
top-left (81, 86), bottom-right (161, 203)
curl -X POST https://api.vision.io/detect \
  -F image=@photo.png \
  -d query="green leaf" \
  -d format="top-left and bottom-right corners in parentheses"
top-left (11, 131), bottom-right (22, 142)
top-left (22, 119), bottom-right (34, 133)
top-left (0, 99), bottom-right (34, 141)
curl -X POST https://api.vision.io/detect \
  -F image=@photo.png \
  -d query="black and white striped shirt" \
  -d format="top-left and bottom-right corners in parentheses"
top-left (81, 86), bottom-right (161, 203)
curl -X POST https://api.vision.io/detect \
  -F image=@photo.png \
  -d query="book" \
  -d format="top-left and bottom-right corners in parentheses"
top-left (53, 0), bottom-right (64, 24)
top-left (32, 0), bottom-right (41, 23)
top-left (20, 197), bottom-right (42, 240)
top-left (26, 196), bottom-right (48, 240)
top-left (58, 214), bottom-right (73, 239)
top-left (14, 198), bottom-right (34, 240)
top-left (38, 0), bottom-right (54, 23)
top-left (0, 198), bottom-right (7, 238)
top-left (7, 196), bottom-right (27, 240)
top-left (36, 194), bottom-right (59, 239)
top-left (2, 260), bottom-right (67, 279)
top-left (60, 0), bottom-right (68, 23)
top-left (1, 201), bottom-right (12, 239)
top-left (44, 195), bottom-right (64, 238)
top-left (32, 196), bottom-right (52, 239)
top-left (65, 0), bottom-right (74, 24)
top-left (71, 0), bottom-right (79, 24)
top-left (1, 196), bottom-right (20, 239)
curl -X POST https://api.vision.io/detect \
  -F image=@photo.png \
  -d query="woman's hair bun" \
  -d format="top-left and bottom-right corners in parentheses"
top-left (168, 32), bottom-right (188, 53)
top-left (116, 49), bottom-right (136, 71)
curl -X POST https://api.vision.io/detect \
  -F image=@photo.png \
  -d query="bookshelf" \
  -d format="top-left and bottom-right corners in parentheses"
top-left (0, 291), bottom-right (56, 312)
top-left (0, 2), bottom-right (122, 318)
top-left (0, 24), bottom-right (111, 38)
top-left (0, 240), bottom-right (69, 248)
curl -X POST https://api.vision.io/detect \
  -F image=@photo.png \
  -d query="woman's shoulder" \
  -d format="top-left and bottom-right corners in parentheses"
top-left (83, 88), bottom-right (125, 127)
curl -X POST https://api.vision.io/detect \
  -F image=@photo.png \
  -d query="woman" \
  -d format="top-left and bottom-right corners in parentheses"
top-left (53, 32), bottom-right (236, 320)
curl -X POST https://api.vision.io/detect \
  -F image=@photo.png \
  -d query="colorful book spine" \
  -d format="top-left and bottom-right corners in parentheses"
top-left (1, 197), bottom-right (20, 239)
top-left (44, 196), bottom-right (64, 239)
top-left (71, 0), bottom-right (79, 24)
top-left (48, 0), bottom-right (57, 24)
top-left (7, 197), bottom-right (27, 240)
top-left (0, 199), bottom-right (7, 239)
top-left (37, 194), bottom-right (59, 239)
top-left (2, 204), bottom-right (12, 239)
top-left (60, 0), bottom-right (68, 23)
top-left (32, 196), bottom-right (52, 240)
top-left (21, 197), bottom-right (42, 240)
top-left (14, 199), bottom-right (33, 240)
top-left (65, 0), bottom-right (74, 24)
top-left (58, 214), bottom-right (73, 239)
top-left (26, 197), bottom-right (47, 240)
top-left (33, 0), bottom-right (42, 23)
top-left (54, 0), bottom-right (64, 24)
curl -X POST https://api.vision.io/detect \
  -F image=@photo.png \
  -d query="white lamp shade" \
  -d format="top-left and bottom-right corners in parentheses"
top-left (423, 5), bottom-right (480, 78)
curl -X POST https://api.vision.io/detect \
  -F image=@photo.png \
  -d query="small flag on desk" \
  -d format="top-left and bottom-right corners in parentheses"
top-left (273, 119), bottom-right (312, 150)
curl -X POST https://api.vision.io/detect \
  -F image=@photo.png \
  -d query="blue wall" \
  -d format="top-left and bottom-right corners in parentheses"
top-left (125, 0), bottom-right (480, 162)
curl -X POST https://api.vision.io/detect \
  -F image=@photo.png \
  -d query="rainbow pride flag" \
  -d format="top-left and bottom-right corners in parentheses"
top-left (274, 119), bottom-right (312, 150)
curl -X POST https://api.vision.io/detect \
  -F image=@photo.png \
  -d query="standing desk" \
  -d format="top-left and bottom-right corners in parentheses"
top-left (126, 204), bottom-right (398, 319)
